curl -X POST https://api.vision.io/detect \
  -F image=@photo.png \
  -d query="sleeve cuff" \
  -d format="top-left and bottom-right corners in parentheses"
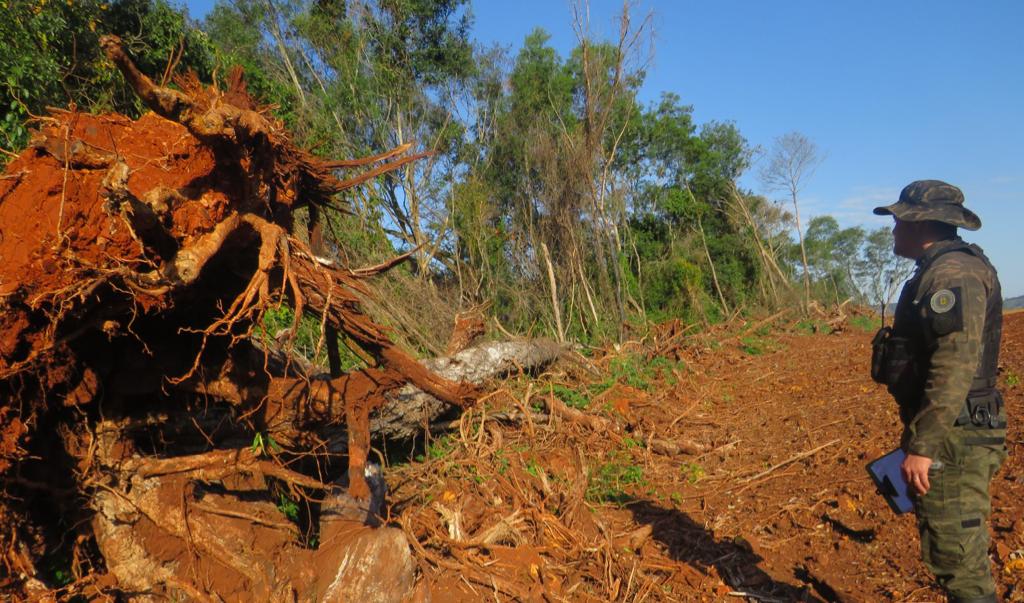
top-left (905, 436), bottom-right (941, 459)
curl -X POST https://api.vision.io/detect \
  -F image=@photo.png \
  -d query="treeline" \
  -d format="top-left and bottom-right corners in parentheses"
top-left (2, 0), bottom-right (910, 351)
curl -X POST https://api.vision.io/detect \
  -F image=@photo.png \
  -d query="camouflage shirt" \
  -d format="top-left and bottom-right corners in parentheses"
top-left (890, 237), bottom-right (1003, 458)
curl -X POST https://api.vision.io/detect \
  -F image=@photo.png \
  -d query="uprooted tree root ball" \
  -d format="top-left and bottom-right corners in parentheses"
top-left (0, 35), bottom-right (495, 600)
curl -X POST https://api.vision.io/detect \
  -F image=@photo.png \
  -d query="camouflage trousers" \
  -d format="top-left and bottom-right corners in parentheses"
top-left (915, 427), bottom-right (1007, 600)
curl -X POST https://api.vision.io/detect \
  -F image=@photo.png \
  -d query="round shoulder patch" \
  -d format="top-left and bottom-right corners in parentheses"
top-left (930, 289), bottom-right (956, 314)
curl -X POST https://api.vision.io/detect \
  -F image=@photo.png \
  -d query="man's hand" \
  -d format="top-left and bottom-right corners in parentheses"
top-left (901, 453), bottom-right (933, 495)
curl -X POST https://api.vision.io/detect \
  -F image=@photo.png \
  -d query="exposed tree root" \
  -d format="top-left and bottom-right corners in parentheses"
top-left (0, 34), bottom-right (519, 600)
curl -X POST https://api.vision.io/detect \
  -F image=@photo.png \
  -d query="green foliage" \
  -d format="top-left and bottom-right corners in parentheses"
top-left (856, 227), bottom-right (915, 310)
top-left (1006, 370), bottom-right (1020, 388)
top-left (586, 450), bottom-right (645, 504)
top-left (493, 450), bottom-right (510, 475)
top-left (679, 462), bottom-right (705, 484)
top-left (642, 256), bottom-right (704, 322)
top-left (250, 432), bottom-right (281, 457)
top-left (0, 0), bottom-right (213, 152)
top-left (739, 335), bottom-right (772, 356)
top-left (849, 314), bottom-right (881, 333)
top-left (585, 354), bottom-right (687, 399)
top-left (277, 493), bottom-right (299, 521)
top-left (607, 353), bottom-right (653, 391)
top-left (203, 1), bottom-right (300, 127)
top-left (804, 215), bottom-right (865, 301)
top-left (415, 434), bottom-right (455, 463)
top-left (551, 384), bottom-right (589, 410)
top-left (587, 379), bottom-right (615, 397)
top-left (794, 319), bottom-right (831, 335)
top-left (258, 305), bottom-right (365, 370)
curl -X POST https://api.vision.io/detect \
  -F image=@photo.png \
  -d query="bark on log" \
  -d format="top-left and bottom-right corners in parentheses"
top-left (266, 339), bottom-right (563, 447)
top-left (372, 339), bottom-right (564, 440)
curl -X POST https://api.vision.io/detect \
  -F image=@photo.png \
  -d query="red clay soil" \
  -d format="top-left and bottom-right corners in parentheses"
top-left (392, 313), bottom-right (1024, 602)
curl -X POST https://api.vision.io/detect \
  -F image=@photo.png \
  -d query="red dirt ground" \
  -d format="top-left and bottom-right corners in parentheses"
top-left (393, 313), bottom-right (1024, 602)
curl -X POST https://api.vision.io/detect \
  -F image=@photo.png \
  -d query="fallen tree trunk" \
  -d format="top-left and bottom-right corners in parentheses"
top-left (373, 339), bottom-right (564, 441)
top-left (164, 338), bottom-right (563, 450)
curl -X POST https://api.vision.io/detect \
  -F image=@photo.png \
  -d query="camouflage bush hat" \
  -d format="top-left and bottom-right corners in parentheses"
top-left (873, 180), bottom-right (981, 230)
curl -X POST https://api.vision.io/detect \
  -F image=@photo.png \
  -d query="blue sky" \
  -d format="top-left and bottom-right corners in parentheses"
top-left (184, 0), bottom-right (1023, 296)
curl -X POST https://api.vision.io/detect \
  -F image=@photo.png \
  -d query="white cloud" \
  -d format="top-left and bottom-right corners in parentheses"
top-left (836, 186), bottom-right (901, 211)
top-left (807, 186), bottom-right (901, 229)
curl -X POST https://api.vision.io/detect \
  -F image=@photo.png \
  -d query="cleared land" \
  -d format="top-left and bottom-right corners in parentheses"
top-left (394, 313), bottom-right (1024, 602)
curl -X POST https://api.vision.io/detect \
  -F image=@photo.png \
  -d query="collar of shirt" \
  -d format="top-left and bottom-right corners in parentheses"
top-left (915, 236), bottom-right (965, 267)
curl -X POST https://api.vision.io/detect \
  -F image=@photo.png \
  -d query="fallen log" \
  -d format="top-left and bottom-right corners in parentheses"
top-left (160, 338), bottom-right (563, 449)
top-left (373, 339), bottom-right (564, 441)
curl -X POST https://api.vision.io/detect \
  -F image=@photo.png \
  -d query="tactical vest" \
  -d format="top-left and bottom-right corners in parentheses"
top-left (870, 239), bottom-right (1003, 428)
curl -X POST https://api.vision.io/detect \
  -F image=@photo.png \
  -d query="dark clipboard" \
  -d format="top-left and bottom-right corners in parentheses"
top-left (865, 448), bottom-right (914, 514)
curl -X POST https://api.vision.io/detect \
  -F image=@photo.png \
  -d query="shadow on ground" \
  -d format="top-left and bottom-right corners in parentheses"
top-left (628, 500), bottom-right (827, 602)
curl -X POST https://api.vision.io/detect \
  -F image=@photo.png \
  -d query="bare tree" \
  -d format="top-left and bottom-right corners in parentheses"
top-left (760, 131), bottom-right (824, 309)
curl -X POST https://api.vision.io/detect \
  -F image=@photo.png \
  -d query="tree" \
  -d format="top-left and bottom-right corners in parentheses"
top-left (1, 0), bottom-right (214, 155)
top-left (204, 0), bottom-right (475, 258)
top-left (760, 131), bottom-right (824, 310)
top-left (856, 226), bottom-right (914, 316)
top-left (804, 215), bottom-right (865, 303)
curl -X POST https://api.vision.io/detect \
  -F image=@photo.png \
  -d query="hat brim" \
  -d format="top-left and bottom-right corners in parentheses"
top-left (873, 202), bottom-right (981, 231)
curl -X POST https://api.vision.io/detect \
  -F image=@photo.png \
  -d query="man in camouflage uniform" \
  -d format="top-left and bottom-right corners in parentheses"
top-left (872, 180), bottom-right (1007, 603)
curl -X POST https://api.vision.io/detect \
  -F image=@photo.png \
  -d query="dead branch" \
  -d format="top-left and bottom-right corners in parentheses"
top-left (740, 439), bottom-right (840, 484)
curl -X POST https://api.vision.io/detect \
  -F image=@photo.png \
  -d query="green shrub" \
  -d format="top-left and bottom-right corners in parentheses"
top-left (586, 450), bottom-right (645, 504)
top-left (277, 493), bottom-right (299, 521)
top-left (849, 315), bottom-right (881, 332)
top-left (794, 319), bottom-right (830, 334)
top-left (552, 384), bottom-right (590, 409)
top-left (740, 335), bottom-right (769, 355)
top-left (679, 462), bottom-right (705, 484)
top-left (258, 305), bottom-right (365, 370)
